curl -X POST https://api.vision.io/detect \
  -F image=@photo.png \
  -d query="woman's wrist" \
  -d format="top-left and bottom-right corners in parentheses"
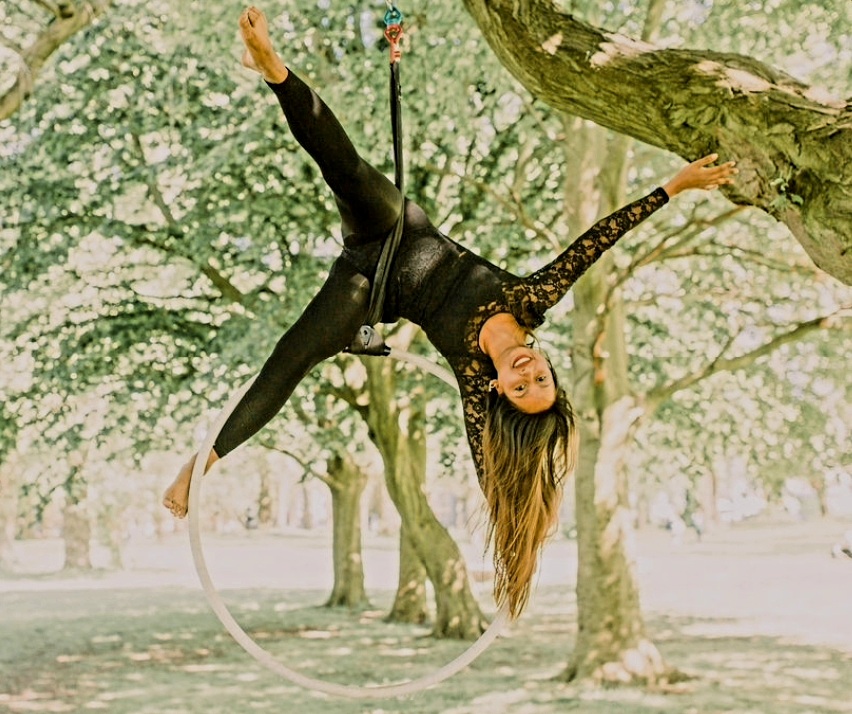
top-left (662, 179), bottom-right (681, 199)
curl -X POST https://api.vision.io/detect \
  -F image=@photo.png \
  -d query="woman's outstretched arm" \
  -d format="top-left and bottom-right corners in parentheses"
top-left (524, 154), bottom-right (737, 311)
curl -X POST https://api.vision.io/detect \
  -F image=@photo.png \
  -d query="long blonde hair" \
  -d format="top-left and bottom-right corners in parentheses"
top-left (481, 375), bottom-right (578, 619)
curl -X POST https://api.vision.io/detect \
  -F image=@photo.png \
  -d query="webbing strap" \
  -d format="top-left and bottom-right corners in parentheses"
top-left (347, 8), bottom-right (405, 355)
top-left (363, 60), bottom-right (404, 328)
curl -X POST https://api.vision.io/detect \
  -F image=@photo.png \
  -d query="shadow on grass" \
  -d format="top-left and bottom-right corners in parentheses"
top-left (3, 588), bottom-right (852, 714)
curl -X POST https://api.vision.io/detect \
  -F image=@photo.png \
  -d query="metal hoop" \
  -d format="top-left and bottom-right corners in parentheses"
top-left (187, 349), bottom-right (508, 699)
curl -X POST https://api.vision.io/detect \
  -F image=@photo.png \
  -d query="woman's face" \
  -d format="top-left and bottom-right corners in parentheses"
top-left (493, 346), bottom-right (556, 413)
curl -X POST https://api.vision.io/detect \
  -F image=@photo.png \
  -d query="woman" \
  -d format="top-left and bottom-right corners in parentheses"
top-left (164, 6), bottom-right (737, 618)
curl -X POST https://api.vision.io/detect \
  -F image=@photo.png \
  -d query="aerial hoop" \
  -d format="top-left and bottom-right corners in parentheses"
top-left (187, 348), bottom-right (509, 700)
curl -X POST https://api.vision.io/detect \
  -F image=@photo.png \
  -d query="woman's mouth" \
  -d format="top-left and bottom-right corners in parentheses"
top-left (512, 354), bottom-right (532, 369)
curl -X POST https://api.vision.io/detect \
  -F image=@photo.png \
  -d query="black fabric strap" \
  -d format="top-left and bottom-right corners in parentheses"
top-left (347, 60), bottom-right (404, 355)
top-left (365, 60), bottom-right (404, 327)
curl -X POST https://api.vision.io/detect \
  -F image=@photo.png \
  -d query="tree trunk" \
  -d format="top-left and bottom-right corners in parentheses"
top-left (325, 453), bottom-right (370, 609)
top-left (461, 0), bottom-right (852, 284)
top-left (367, 474), bottom-right (397, 535)
top-left (256, 456), bottom-right (278, 528)
top-left (701, 468), bottom-right (719, 528)
top-left (62, 478), bottom-right (92, 571)
top-left (0, 457), bottom-right (19, 569)
top-left (387, 526), bottom-right (429, 624)
top-left (562, 125), bottom-right (668, 684)
top-left (810, 475), bottom-right (829, 518)
top-left (364, 358), bottom-right (489, 639)
top-left (291, 483), bottom-right (314, 530)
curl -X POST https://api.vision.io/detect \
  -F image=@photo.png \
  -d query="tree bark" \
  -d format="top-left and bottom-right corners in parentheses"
top-left (325, 453), bottom-right (370, 609)
top-left (563, 124), bottom-right (668, 684)
top-left (0, 457), bottom-right (19, 569)
top-left (387, 526), bottom-right (429, 624)
top-left (462, 0), bottom-right (852, 284)
top-left (364, 358), bottom-right (489, 639)
top-left (0, 0), bottom-right (113, 120)
top-left (62, 476), bottom-right (92, 571)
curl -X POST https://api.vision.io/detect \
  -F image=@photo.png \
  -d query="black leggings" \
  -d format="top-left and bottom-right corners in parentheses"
top-left (213, 72), bottom-right (402, 457)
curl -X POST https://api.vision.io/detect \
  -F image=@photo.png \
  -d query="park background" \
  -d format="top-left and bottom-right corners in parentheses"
top-left (1, 0), bottom-right (850, 712)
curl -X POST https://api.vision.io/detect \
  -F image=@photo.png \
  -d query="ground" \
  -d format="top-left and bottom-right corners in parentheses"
top-left (2, 517), bottom-right (852, 713)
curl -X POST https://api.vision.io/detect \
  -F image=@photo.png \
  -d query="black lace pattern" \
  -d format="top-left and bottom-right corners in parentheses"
top-left (454, 188), bottom-right (669, 481)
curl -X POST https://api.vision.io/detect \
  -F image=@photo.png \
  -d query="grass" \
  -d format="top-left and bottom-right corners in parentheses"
top-left (2, 518), bottom-right (852, 713)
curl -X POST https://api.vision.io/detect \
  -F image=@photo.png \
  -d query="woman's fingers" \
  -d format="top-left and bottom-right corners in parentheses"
top-left (699, 157), bottom-right (737, 186)
top-left (664, 154), bottom-right (737, 196)
top-left (695, 153), bottom-right (719, 166)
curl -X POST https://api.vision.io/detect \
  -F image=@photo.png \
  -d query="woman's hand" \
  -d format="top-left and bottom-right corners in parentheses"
top-left (663, 153), bottom-right (738, 198)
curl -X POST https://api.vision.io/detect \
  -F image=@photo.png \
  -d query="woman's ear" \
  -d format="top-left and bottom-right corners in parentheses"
top-left (489, 379), bottom-right (502, 395)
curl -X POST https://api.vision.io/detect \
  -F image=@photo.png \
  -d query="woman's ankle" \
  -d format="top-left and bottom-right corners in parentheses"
top-left (257, 52), bottom-right (288, 83)
top-left (263, 65), bottom-right (288, 84)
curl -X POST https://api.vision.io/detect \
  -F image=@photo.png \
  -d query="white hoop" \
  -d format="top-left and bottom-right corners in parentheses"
top-left (187, 348), bottom-right (508, 699)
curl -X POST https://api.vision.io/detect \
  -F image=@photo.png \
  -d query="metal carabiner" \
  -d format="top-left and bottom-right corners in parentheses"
top-left (383, 3), bottom-right (403, 27)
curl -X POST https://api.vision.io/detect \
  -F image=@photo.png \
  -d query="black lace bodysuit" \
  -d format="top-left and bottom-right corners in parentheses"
top-left (213, 72), bottom-right (669, 481)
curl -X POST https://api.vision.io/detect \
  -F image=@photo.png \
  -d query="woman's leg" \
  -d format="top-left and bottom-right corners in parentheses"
top-left (215, 258), bottom-right (371, 457)
top-left (163, 257), bottom-right (370, 517)
top-left (240, 6), bottom-right (400, 240)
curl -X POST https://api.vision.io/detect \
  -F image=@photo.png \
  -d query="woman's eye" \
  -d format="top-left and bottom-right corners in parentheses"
top-left (536, 375), bottom-right (547, 383)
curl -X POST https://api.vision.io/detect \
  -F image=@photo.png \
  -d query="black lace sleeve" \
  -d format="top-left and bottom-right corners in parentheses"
top-left (454, 357), bottom-right (492, 485)
top-left (524, 187), bottom-right (669, 310)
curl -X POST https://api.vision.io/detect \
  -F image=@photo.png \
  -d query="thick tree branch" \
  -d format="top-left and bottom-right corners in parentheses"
top-left (326, 381), bottom-right (369, 419)
top-left (645, 310), bottom-right (851, 412)
top-left (0, 0), bottom-right (112, 121)
top-left (462, 0), bottom-right (852, 284)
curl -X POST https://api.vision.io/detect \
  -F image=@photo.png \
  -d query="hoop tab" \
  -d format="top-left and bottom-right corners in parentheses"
top-left (383, 4), bottom-right (404, 63)
top-left (384, 23), bottom-right (404, 63)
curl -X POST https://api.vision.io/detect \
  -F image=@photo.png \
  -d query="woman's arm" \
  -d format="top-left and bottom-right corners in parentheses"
top-left (524, 154), bottom-right (737, 312)
top-left (455, 365), bottom-right (493, 485)
top-left (524, 187), bottom-right (669, 309)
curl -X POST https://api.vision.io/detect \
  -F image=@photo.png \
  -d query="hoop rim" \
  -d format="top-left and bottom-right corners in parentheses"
top-left (187, 348), bottom-right (508, 699)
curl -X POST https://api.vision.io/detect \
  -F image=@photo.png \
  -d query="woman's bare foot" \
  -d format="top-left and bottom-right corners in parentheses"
top-left (162, 449), bottom-right (219, 519)
top-left (239, 6), bottom-right (288, 83)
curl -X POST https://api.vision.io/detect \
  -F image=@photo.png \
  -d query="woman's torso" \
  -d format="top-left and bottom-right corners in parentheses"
top-left (340, 199), bottom-right (527, 365)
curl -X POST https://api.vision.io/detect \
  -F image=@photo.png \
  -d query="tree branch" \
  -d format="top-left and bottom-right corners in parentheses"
top-left (646, 309), bottom-right (851, 412)
top-left (421, 160), bottom-right (558, 247)
top-left (461, 0), bottom-right (852, 284)
top-left (126, 132), bottom-right (252, 308)
top-left (625, 205), bottom-right (746, 276)
top-left (325, 381), bottom-right (369, 419)
top-left (0, 35), bottom-right (25, 55)
top-left (255, 440), bottom-right (331, 485)
top-left (30, 1), bottom-right (61, 17)
top-left (0, 0), bottom-right (113, 121)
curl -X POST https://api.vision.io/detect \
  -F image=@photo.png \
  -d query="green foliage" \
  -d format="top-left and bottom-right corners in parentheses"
top-left (2, 0), bottom-right (849, 534)
top-left (768, 175), bottom-right (804, 212)
top-left (2, 0), bottom-right (557, 525)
